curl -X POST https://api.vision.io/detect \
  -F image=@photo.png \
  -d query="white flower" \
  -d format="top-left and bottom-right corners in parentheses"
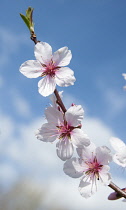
top-left (36, 105), bottom-right (90, 161)
top-left (122, 73), bottom-right (126, 89)
top-left (109, 137), bottom-right (126, 167)
top-left (19, 42), bottom-right (76, 96)
top-left (63, 143), bottom-right (112, 198)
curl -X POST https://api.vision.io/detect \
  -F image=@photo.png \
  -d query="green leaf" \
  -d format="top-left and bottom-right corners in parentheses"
top-left (20, 13), bottom-right (30, 30)
top-left (20, 7), bottom-right (34, 33)
top-left (26, 7), bottom-right (34, 23)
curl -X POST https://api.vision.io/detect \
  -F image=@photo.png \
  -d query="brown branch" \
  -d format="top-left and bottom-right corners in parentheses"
top-left (29, 12), bottom-right (126, 201)
top-left (108, 181), bottom-right (126, 199)
top-left (30, 31), bottom-right (38, 44)
top-left (54, 89), bottom-right (67, 113)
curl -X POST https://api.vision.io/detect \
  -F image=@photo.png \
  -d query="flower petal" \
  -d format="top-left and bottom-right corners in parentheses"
top-left (76, 142), bottom-right (96, 159)
top-left (53, 47), bottom-right (72, 66)
top-left (71, 129), bottom-right (90, 147)
top-left (113, 149), bottom-right (126, 167)
top-left (56, 138), bottom-right (74, 161)
top-left (96, 146), bottom-right (112, 165)
top-left (45, 106), bottom-right (63, 124)
top-left (63, 157), bottom-right (83, 178)
top-left (34, 42), bottom-right (52, 64)
top-left (35, 123), bottom-right (59, 142)
top-left (38, 77), bottom-right (56, 97)
top-left (19, 60), bottom-right (43, 78)
top-left (109, 137), bottom-right (126, 152)
top-left (55, 67), bottom-right (76, 87)
top-left (79, 178), bottom-right (96, 198)
top-left (99, 168), bottom-right (111, 185)
top-left (122, 73), bottom-right (126, 80)
top-left (65, 105), bottom-right (84, 126)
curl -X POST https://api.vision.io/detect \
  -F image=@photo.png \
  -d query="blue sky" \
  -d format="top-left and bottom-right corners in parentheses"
top-left (0, 0), bottom-right (126, 209)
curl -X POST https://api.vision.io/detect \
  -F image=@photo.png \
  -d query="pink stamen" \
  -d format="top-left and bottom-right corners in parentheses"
top-left (57, 124), bottom-right (75, 140)
top-left (85, 157), bottom-right (103, 180)
top-left (41, 60), bottom-right (60, 77)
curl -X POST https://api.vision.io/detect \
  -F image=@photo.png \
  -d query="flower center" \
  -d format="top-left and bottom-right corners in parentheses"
top-left (57, 124), bottom-right (74, 140)
top-left (41, 60), bottom-right (60, 77)
top-left (85, 157), bottom-right (103, 180)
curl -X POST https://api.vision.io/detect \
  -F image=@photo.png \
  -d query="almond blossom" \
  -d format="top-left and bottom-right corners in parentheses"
top-left (35, 104), bottom-right (90, 161)
top-left (63, 143), bottom-right (112, 198)
top-left (109, 137), bottom-right (126, 168)
top-left (19, 42), bottom-right (76, 96)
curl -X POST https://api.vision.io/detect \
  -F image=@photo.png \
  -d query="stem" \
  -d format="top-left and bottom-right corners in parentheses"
top-left (30, 31), bottom-right (38, 44)
top-left (108, 181), bottom-right (126, 199)
top-left (54, 89), bottom-right (67, 113)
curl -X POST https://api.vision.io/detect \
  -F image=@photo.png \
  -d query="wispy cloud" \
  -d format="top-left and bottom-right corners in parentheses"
top-left (10, 89), bottom-right (32, 118)
top-left (104, 88), bottom-right (126, 117)
top-left (0, 26), bottom-right (28, 68)
top-left (84, 117), bottom-right (115, 146)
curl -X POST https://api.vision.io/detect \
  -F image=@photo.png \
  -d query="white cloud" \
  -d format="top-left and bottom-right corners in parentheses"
top-left (0, 164), bottom-right (19, 189)
top-left (0, 111), bottom-right (15, 146)
top-left (83, 117), bottom-right (115, 146)
top-left (0, 26), bottom-right (28, 68)
top-left (104, 88), bottom-right (126, 117)
top-left (10, 89), bottom-right (32, 118)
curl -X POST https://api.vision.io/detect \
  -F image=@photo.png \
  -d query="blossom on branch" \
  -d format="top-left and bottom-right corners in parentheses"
top-left (19, 42), bottom-right (76, 96)
top-left (63, 143), bottom-right (112, 198)
top-left (109, 137), bottom-right (126, 168)
top-left (36, 103), bottom-right (90, 161)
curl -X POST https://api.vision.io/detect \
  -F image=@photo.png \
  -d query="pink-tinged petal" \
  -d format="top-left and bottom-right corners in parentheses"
top-left (109, 137), bottom-right (126, 167)
top-left (35, 123), bottom-right (59, 142)
top-left (99, 170), bottom-right (111, 185)
top-left (109, 137), bottom-right (126, 152)
top-left (108, 188), bottom-right (126, 200)
top-left (45, 106), bottom-right (63, 124)
top-left (56, 138), bottom-right (74, 161)
top-left (53, 47), bottom-right (72, 66)
top-left (96, 146), bottom-right (112, 165)
top-left (101, 165), bottom-right (110, 173)
top-left (113, 149), bottom-right (126, 167)
top-left (38, 77), bottom-right (56, 97)
top-left (71, 129), bottom-right (90, 147)
top-left (79, 178), bottom-right (96, 198)
top-left (34, 42), bottom-right (52, 64)
top-left (65, 105), bottom-right (84, 126)
top-left (55, 67), bottom-right (76, 87)
top-left (19, 60), bottom-right (43, 78)
top-left (63, 158), bottom-right (83, 178)
top-left (76, 142), bottom-right (96, 159)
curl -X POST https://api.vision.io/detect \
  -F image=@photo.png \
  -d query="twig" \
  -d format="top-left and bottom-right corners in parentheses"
top-left (108, 181), bottom-right (126, 199)
top-left (29, 11), bottom-right (126, 200)
top-left (54, 89), bottom-right (67, 113)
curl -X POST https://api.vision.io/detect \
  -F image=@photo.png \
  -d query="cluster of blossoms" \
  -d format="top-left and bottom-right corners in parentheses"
top-left (20, 40), bottom-right (126, 199)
